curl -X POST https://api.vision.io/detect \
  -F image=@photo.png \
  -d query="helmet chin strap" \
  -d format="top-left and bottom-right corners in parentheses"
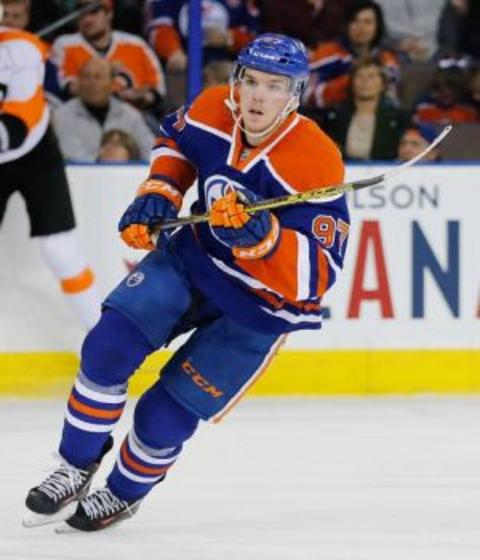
top-left (225, 83), bottom-right (299, 140)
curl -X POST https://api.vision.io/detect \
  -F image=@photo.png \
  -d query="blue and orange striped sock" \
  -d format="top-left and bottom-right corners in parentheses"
top-left (59, 371), bottom-right (127, 468)
top-left (107, 429), bottom-right (181, 502)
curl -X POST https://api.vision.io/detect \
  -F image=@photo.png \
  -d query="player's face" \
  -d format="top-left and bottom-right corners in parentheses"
top-left (348, 8), bottom-right (377, 48)
top-left (1, 2), bottom-right (30, 30)
top-left (238, 69), bottom-right (292, 136)
top-left (78, 3), bottom-right (111, 40)
top-left (398, 130), bottom-right (436, 161)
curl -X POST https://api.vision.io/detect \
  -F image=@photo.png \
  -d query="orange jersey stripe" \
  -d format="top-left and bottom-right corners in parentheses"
top-left (316, 249), bottom-right (329, 297)
top-left (121, 443), bottom-right (170, 476)
top-left (68, 394), bottom-right (124, 420)
top-left (187, 85), bottom-right (234, 137)
top-left (268, 117), bottom-right (344, 192)
top-left (150, 156), bottom-right (197, 193)
top-left (235, 228), bottom-right (299, 301)
top-left (60, 268), bottom-right (95, 294)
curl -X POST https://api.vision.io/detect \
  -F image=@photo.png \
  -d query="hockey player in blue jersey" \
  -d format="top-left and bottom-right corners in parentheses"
top-left (24, 33), bottom-right (350, 532)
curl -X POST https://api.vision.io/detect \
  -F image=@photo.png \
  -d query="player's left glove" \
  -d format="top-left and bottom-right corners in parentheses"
top-left (209, 188), bottom-right (280, 260)
top-left (118, 179), bottom-right (182, 250)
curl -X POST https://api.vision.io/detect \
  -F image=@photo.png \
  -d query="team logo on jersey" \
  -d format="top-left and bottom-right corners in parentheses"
top-left (126, 271), bottom-right (145, 288)
top-left (204, 174), bottom-right (247, 208)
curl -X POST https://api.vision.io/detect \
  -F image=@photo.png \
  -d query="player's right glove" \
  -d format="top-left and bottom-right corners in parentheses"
top-left (118, 179), bottom-right (182, 250)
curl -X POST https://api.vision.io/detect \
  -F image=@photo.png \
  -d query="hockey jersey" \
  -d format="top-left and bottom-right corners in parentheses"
top-left (50, 30), bottom-right (166, 98)
top-left (147, 0), bottom-right (259, 61)
top-left (149, 85), bottom-right (350, 334)
top-left (305, 39), bottom-right (399, 109)
top-left (0, 27), bottom-right (50, 164)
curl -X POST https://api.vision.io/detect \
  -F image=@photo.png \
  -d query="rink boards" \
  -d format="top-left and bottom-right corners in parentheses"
top-left (0, 163), bottom-right (479, 396)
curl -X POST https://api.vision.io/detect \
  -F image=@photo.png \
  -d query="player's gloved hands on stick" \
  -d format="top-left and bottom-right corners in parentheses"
top-left (118, 179), bottom-right (182, 250)
top-left (209, 187), bottom-right (280, 259)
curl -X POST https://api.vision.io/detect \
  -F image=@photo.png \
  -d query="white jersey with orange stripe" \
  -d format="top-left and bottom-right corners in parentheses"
top-left (0, 26), bottom-right (50, 164)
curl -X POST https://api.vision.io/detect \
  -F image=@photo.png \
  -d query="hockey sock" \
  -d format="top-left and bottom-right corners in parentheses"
top-left (59, 370), bottom-right (127, 468)
top-left (107, 382), bottom-right (199, 502)
top-left (38, 230), bottom-right (101, 330)
top-left (59, 309), bottom-right (155, 468)
top-left (107, 429), bottom-right (181, 502)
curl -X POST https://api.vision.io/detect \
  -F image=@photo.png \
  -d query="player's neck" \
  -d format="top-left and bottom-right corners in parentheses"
top-left (243, 121), bottom-right (282, 147)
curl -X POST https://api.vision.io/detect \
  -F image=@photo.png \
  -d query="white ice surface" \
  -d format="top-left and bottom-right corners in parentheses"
top-left (1, 397), bottom-right (480, 560)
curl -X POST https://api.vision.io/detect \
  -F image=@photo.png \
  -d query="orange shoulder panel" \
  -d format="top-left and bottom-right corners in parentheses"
top-left (0, 28), bottom-right (48, 59)
top-left (187, 85), bottom-right (234, 136)
top-left (268, 117), bottom-right (344, 193)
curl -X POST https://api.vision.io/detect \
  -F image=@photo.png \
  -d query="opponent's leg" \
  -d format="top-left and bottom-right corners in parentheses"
top-left (20, 137), bottom-right (101, 331)
top-left (38, 230), bottom-right (100, 330)
top-left (66, 382), bottom-right (199, 531)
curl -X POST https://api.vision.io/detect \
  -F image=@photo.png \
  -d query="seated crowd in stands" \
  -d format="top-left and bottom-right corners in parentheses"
top-left (1, 0), bottom-right (479, 162)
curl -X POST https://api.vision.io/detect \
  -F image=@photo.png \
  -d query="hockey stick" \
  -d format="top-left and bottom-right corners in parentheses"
top-left (37, 1), bottom-right (102, 39)
top-left (154, 124), bottom-right (452, 232)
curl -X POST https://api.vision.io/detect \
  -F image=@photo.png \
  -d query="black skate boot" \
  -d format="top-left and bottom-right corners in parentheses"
top-left (23, 436), bottom-right (113, 527)
top-left (64, 486), bottom-right (141, 532)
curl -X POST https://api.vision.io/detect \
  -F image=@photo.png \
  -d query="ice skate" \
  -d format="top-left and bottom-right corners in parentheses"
top-left (57, 486), bottom-right (141, 532)
top-left (23, 436), bottom-right (113, 528)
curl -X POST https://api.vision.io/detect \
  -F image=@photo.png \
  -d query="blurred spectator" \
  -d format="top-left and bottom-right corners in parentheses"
top-left (376, 0), bottom-right (445, 61)
top-left (98, 129), bottom-right (140, 161)
top-left (260, 0), bottom-right (354, 50)
top-left (323, 58), bottom-right (408, 160)
top-left (50, 0), bottom-right (166, 113)
top-left (146, 0), bottom-right (259, 72)
top-left (438, 0), bottom-right (480, 59)
top-left (397, 124), bottom-right (441, 161)
top-left (52, 57), bottom-right (155, 161)
top-left (413, 65), bottom-right (478, 125)
top-left (203, 59), bottom-right (233, 87)
top-left (304, 0), bottom-right (399, 110)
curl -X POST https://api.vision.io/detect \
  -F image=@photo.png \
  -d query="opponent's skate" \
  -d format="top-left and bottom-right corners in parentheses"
top-left (23, 436), bottom-right (113, 528)
top-left (58, 486), bottom-right (141, 532)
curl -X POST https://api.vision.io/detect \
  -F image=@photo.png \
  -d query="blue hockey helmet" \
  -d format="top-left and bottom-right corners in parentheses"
top-left (234, 33), bottom-right (309, 97)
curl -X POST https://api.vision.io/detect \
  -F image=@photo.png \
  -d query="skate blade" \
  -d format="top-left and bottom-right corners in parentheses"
top-left (23, 502), bottom-right (77, 528)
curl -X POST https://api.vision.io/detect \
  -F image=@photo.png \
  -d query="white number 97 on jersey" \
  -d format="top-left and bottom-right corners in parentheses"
top-left (312, 215), bottom-right (349, 255)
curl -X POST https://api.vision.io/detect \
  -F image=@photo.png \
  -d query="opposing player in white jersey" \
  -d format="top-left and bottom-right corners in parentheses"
top-left (0, 3), bottom-right (100, 330)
